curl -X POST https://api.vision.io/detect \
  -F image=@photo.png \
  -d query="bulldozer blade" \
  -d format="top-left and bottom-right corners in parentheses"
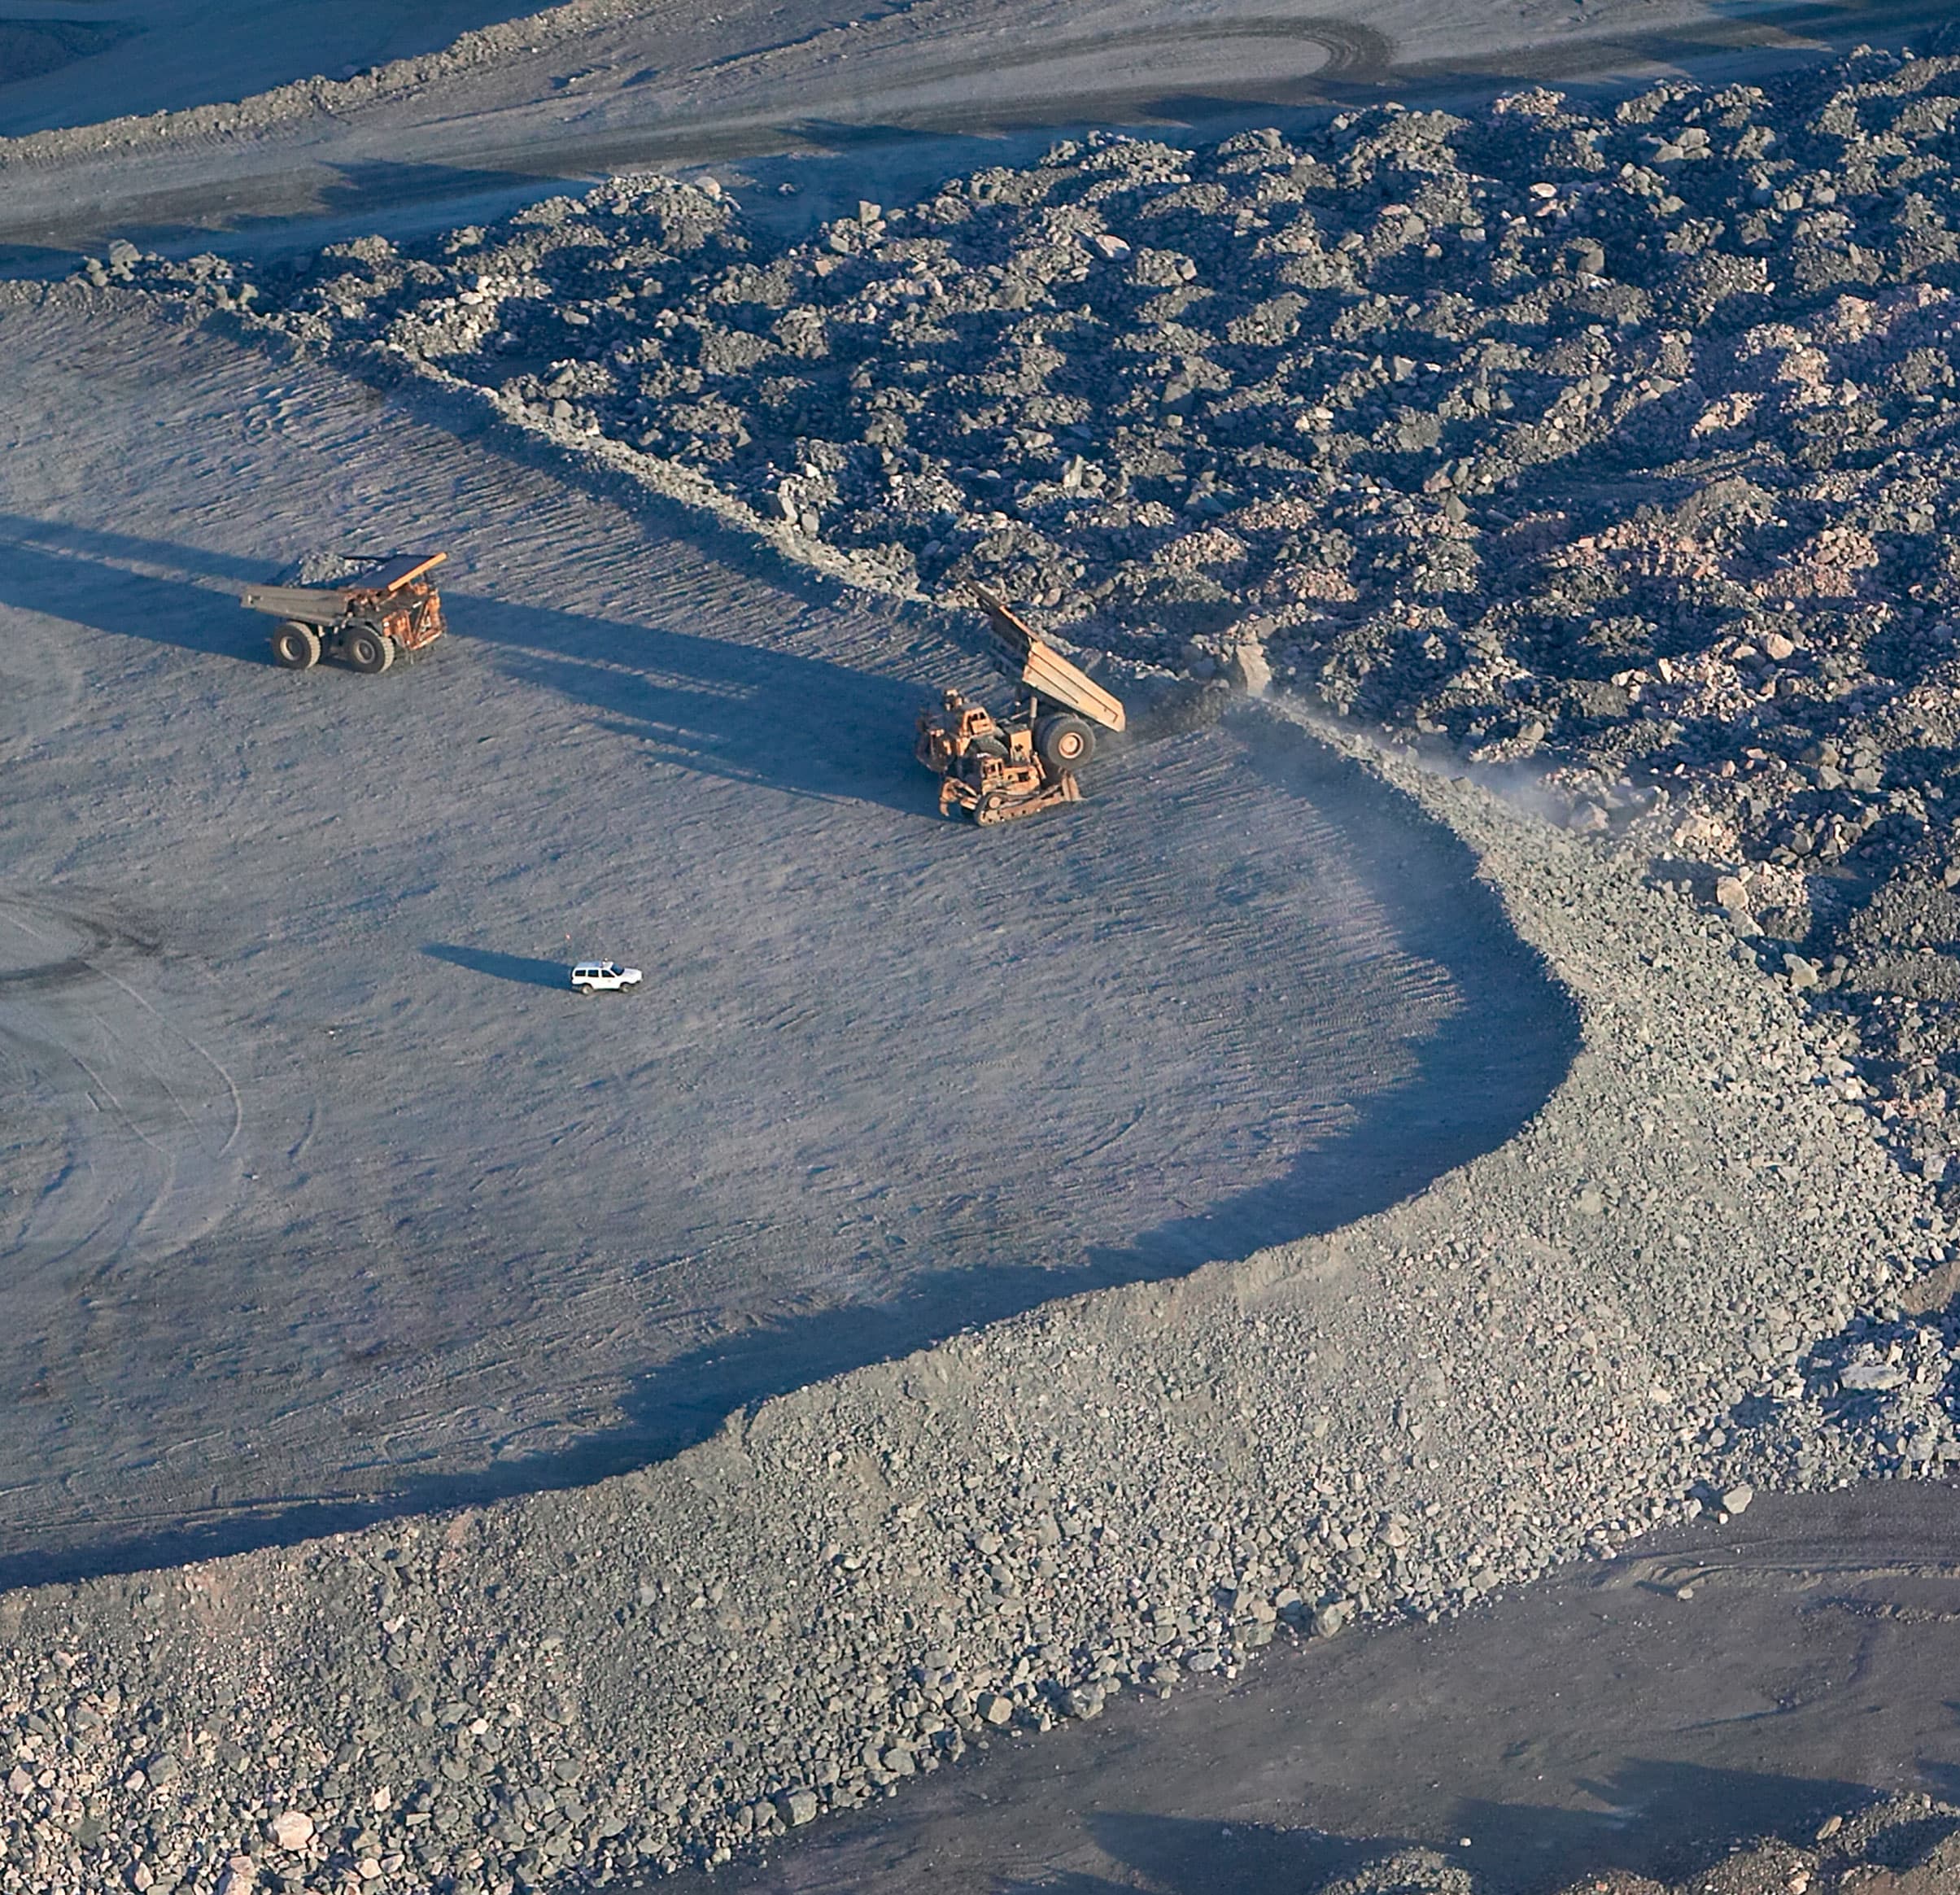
top-left (971, 774), bottom-right (1081, 823)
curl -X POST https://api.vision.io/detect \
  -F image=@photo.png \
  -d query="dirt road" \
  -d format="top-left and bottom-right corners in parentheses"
top-left (4, 0), bottom-right (1957, 268)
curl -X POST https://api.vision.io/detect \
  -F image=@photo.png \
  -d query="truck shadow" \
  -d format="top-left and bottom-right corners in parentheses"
top-left (453, 589), bottom-right (943, 819)
top-left (0, 511), bottom-right (948, 818)
top-left (0, 517), bottom-right (264, 658)
top-left (421, 945), bottom-right (567, 988)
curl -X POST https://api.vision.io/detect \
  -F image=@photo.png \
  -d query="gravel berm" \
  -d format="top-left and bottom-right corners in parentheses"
top-left (25, 40), bottom-right (1960, 1895)
top-left (0, 696), bottom-right (1945, 1894)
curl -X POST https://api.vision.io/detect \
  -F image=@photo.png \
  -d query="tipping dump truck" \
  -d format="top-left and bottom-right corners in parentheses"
top-left (916, 587), bottom-right (1127, 824)
top-left (241, 552), bottom-right (449, 673)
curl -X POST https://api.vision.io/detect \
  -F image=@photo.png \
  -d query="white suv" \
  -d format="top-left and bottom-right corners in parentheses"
top-left (570, 959), bottom-right (643, 995)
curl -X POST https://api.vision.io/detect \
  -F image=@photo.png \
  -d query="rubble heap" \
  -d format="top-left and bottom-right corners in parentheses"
top-left (114, 42), bottom-right (1960, 1284)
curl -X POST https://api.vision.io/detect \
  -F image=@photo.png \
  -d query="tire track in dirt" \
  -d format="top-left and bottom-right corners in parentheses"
top-left (0, 893), bottom-right (246, 1283)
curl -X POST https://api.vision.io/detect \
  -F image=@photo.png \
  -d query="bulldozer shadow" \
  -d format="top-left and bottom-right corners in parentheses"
top-left (455, 589), bottom-right (949, 818)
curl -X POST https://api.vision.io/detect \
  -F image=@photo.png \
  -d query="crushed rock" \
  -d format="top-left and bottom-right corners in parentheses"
top-left (0, 696), bottom-right (1949, 1892)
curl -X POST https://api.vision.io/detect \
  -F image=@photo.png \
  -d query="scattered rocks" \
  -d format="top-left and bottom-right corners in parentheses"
top-left (45, 35), bottom-right (1960, 1895)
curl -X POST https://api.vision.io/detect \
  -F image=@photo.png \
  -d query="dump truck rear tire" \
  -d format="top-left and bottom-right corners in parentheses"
top-left (344, 626), bottom-right (394, 675)
top-left (271, 622), bottom-right (320, 670)
top-left (1037, 714), bottom-right (1094, 771)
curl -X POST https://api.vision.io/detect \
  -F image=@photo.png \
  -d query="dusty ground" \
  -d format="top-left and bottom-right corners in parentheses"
top-left (7, 3), bottom-right (1960, 1895)
top-left (0, 290), bottom-right (1566, 1585)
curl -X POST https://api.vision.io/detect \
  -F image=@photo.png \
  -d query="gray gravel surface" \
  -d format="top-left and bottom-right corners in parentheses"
top-left (114, 46), bottom-right (1960, 1223)
top-left (0, 288), bottom-right (1561, 1587)
top-left (0, 595), bottom-right (1946, 1888)
top-left (4, 0), bottom-right (1947, 265)
top-left (16, 18), bottom-right (1960, 1895)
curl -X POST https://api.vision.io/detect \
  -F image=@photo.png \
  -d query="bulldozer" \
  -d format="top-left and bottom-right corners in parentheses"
top-left (916, 587), bottom-right (1127, 824)
top-left (240, 552), bottom-right (448, 673)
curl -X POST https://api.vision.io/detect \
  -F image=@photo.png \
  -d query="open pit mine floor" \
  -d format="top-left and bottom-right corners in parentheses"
top-left (0, 286), bottom-right (1944, 1895)
top-left (10, 7), bottom-right (1960, 1895)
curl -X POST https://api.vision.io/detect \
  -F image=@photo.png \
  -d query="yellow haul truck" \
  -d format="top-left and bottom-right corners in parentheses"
top-left (916, 587), bottom-right (1127, 825)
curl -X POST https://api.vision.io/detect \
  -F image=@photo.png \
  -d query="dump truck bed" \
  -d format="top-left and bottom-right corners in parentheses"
top-left (972, 587), bottom-right (1126, 733)
top-left (239, 552), bottom-right (448, 621)
top-left (238, 583), bottom-right (363, 621)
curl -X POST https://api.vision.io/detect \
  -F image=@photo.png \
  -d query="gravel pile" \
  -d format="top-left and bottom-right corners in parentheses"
top-left (59, 38), bottom-right (1960, 1895)
top-left (0, 714), bottom-right (1949, 1894)
top-left (107, 39), bottom-right (1960, 1218)
top-left (0, 0), bottom-right (655, 168)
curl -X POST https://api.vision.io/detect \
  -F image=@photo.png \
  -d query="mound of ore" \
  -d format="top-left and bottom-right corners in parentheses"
top-left (120, 43), bottom-right (1960, 1206)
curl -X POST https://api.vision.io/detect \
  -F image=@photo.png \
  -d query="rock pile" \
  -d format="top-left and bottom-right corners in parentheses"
top-left (111, 46), bottom-right (1960, 1191)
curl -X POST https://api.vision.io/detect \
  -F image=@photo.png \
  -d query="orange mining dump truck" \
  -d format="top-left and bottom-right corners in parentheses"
top-left (916, 587), bottom-right (1128, 825)
top-left (240, 552), bottom-right (449, 673)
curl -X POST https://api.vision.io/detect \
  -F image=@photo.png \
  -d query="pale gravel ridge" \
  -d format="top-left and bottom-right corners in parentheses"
top-left (0, 0), bottom-right (656, 170)
top-left (0, 703), bottom-right (1942, 1894)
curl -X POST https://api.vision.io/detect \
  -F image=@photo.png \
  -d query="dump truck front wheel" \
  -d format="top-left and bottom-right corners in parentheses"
top-left (344, 626), bottom-right (394, 675)
top-left (1037, 714), bottom-right (1094, 772)
top-left (271, 622), bottom-right (321, 670)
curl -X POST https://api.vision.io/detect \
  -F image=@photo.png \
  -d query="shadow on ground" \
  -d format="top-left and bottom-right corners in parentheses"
top-left (0, 509), bottom-right (942, 817)
top-left (422, 944), bottom-right (567, 987)
top-left (0, 510), bottom-right (1576, 1589)
top-left (709, 1466), bottom-right (1960, 1895)
top-left (990, 1762), bottom-right (1874, 1894)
